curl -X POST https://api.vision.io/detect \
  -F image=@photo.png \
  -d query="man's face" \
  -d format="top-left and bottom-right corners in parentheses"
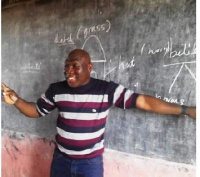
top-left (64, 55), bottom-right (92, 88)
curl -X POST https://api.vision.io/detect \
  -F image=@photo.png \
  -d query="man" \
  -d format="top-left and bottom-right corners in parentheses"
top-left (2, 49), bottom-right (196, 177)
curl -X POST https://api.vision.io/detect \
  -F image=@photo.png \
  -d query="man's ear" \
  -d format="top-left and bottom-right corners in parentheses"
top-left (88, 63), bottom-right (93, 73)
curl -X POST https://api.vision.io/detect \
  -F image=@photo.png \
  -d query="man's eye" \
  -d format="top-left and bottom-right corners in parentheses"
top-left (74, 65), bottom-right (80, 69)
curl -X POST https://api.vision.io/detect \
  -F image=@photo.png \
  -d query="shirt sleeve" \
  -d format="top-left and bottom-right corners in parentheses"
top-left (36, 84), bottom-right (56, 116)
top-left (108, 81), bottom-right (139, 109)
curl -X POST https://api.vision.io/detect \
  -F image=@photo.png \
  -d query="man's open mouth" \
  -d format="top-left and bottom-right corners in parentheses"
top-left (67, 76), bottom-right (76, 83)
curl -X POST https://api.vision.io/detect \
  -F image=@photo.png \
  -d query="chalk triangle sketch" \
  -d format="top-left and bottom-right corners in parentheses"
top-left (164, 62), bottom-right (196, 93)
top-left (81, 35), bottom-right (107, 79)
top-left (81, 35), bottom-right (107, 63)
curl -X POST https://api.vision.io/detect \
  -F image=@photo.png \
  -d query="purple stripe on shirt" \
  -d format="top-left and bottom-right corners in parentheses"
top-left (60, 148), bottom-right (104, 159)
top-left (56, 134), bottom-right (103, 147)
top-left (114, 88), bottom-right (126, 107)
top-left (56, 101), bottom-right (109, 108)
top-left (125, 94), bottom-right (134, 108)
top-left (58, 116), bottom-right (107, 127)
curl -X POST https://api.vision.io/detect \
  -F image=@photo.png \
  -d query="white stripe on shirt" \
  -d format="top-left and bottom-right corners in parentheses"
top-left (57, 127), bottom-right (105, 140)
top-left (41, 93), bottom-right (55, 106)
top-left (113, 85), bottom-right (125, 104)
top-left (57, 139), bottom-right (104, 155)
top-left (59, 110), bottom-right (109, 120)
top-left (124, 90), bottom-right (134, 109)
top-left (54, 94), bottom-right (108, 103)
top-left (43, 108), bottom-right (50, 114)
top-left (36, 104), bottom-right (45, 116)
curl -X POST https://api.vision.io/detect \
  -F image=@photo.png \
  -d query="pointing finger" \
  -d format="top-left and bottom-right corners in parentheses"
top-left (2, 83), bottom-right (10, 92)
top-left (2, 83), bottom-right (8, 90)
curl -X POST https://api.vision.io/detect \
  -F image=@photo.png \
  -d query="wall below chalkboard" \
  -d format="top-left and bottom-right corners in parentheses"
top-left (1, 130), bottom-right (196, 177)
top-left (2, 0), bottom-right (196, 165)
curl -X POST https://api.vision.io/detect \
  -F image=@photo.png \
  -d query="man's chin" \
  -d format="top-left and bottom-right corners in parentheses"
top-left (67, 80), bottom-right (79, 88)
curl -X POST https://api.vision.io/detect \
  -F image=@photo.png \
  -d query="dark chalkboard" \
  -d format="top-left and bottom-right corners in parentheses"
top-left (2, 0), bottom-right (196, 164)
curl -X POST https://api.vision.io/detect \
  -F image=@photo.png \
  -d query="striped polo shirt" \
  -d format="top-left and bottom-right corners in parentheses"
top-left (36, 78), bottom-right (139, 159)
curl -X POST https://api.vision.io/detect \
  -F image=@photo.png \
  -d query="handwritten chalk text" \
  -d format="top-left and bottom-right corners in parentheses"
top-left (77, 20), bottom-right (111, 39)
top-left (54, 33), bottom-right (74, 46)
top-left (141, 38), bottom-right (196, 59)
top-left (156, 94), bottom-right (185, 105)
top-left (104, 56), bottom-right (135, 78)
top-left (21, 63), bottom-right (41, 73)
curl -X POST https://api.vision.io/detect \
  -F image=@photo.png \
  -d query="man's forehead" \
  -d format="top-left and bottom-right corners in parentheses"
top-left (65, 55), bottom-right (90, 64)
top-left (65, 57), bottom-right (84, 65)
top-left (65, 57), bottom-right (80, 62)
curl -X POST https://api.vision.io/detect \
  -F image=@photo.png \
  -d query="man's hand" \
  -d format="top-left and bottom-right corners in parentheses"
top-left (185, 107), bottom-right (196, 119)
top-left (2, 83), bottom-right (40, 118)
top-left (2, 83), bottom-right (19, 105)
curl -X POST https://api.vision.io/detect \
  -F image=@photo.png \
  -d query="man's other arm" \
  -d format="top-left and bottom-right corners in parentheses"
top-left (2, 83), bottom-right (40, 118)
top-left (136, 94), bottom-right (196, 119)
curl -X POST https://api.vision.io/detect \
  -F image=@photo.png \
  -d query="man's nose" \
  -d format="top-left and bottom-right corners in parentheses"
top-left (66, 66), bottom-right (74, 74)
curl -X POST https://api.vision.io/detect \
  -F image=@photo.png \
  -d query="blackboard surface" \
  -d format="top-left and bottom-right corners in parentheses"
top-left (2, 0), bottom-right (196, 164)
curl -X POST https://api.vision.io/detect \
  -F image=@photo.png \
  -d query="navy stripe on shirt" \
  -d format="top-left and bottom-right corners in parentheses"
top-left (56, 134), bottom-right (104, 151)
top-left (57, 121), bottom-right (106, 133)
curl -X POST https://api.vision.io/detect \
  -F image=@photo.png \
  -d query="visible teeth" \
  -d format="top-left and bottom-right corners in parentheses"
top-left (68, 76), bottom-right (75, 81)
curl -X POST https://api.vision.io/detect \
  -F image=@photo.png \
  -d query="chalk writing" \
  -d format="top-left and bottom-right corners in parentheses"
top-left (104, 56), bottom-right (135, 78)
top-left (77, 20), bottom-right (111, 39)
top-left (53, 20), bottom-right (195, 96)
top-left (156, 94), bottom-right (185, 105)
top-left (140, 39), bottom-right (196, 93)
top-left (79, 32), bottom-right (136, 79)
top-left (21, 63), bottom-right (41, 73)
top-left (119, 56), bottom-right (135, 70)
top-left (54, 33), bottom-right (74, 46)
top-left (165, 40), bottom-right (196, 59)
top-left (141, 38), bottom-right (196, 59)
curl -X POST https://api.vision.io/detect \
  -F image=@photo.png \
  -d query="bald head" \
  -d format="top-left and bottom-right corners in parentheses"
top-left (66, 49), bottom-right (91, 64)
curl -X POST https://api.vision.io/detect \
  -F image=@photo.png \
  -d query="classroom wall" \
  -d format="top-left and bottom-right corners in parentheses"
top-left (2, 130), bottom-right (195, 177)
top-left (2, 0), bottom-right (196, 176)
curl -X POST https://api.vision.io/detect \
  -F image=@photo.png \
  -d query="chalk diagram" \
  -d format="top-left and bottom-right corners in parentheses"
top-left (54, 31), bottom-right (196, 95)
top-left (163, 61), bottom-right (196, 93)
top-left (141, 40), bottom-right (196, 94)
top-left (81, 35), bottom-right (107, 79)
top-left (81, 35), bottom-right (136, 81)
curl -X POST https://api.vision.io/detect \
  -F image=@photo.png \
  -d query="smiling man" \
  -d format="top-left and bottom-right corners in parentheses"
top-left (64, 49), bottom-right (92, 87)
top-left (2, 49), bottom-right (196, 177)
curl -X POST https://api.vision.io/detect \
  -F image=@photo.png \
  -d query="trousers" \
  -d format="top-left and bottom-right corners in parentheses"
top-left (50, 148), bottom-right (104, 177)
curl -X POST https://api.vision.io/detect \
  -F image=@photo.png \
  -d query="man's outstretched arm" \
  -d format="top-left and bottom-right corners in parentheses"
top-left (136, 94), bottom-right (196, 119)
top-left (2, 83), bottom-right (40, 118)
